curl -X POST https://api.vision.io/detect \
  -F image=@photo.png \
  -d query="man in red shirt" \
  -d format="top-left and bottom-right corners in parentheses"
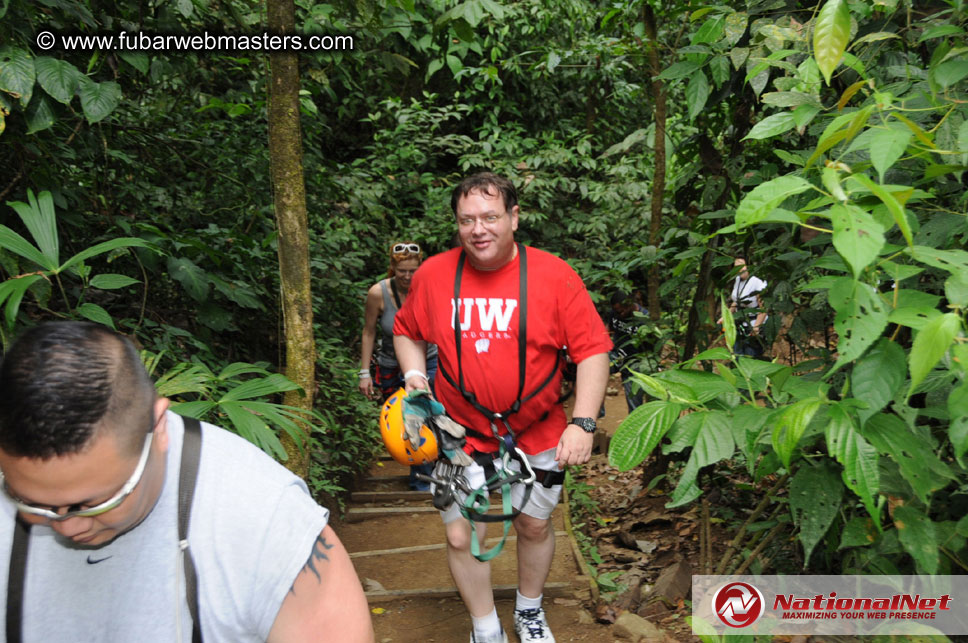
top-left (394, 172), bottom-right (610, 643)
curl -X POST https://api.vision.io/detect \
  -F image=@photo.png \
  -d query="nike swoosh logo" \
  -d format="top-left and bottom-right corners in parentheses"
top-left (86, 555), bottom-right (112, 564)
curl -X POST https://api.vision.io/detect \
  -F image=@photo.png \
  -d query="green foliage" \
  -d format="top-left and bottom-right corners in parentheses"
top-left (2, 0), bottom-right (966, 565)
top-left (0, 190), bottom-right (150, 342)
top-left (149, 355), bottom-right (318, 461)
top-left (612, 0), bottom-right (968, 576)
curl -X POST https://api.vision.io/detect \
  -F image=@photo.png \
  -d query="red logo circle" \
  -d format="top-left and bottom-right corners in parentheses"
top-left (712, 581), bottom-right (765, 628)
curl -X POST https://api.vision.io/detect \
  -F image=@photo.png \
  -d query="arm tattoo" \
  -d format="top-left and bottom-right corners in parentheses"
top-left (290, 535), bottom-right (335, 593)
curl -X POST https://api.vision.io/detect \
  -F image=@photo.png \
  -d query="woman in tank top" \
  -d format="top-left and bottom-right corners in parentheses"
top-left (358, 241), bottom-right (438, 490)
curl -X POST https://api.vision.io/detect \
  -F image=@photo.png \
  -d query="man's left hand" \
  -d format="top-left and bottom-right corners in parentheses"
top-left (555, 424), bottom-right (594, 466)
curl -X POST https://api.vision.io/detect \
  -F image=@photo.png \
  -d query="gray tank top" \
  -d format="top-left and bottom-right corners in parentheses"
top-left (375, 279), bottom-right (437, 368)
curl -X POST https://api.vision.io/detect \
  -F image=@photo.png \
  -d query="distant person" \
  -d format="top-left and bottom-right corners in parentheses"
top-left (606, 290), bottom-right (648, 412)
top-left (359, 240), bottom-right (438, 491)
top-left (0, 322), bottom-right (373, 641)
top-left (394, 172), bottom-right (611, 643)
top-left (724, 256), bottom-right (768, 357)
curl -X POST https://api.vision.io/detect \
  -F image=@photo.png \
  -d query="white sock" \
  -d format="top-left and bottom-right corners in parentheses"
top-left (472, 608), bottom-right (502, 639)
top-left (515, 590), bottom-right (543, 612)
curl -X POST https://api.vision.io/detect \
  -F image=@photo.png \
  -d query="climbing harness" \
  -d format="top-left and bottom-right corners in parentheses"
top-left (429, 244), bottom-right (565, 561)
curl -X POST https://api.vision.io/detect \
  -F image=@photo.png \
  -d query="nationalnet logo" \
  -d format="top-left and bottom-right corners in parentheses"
top-left (713, 581), bottom-right (765, 627)
top-left (694, 575), bottom-right (968, 636)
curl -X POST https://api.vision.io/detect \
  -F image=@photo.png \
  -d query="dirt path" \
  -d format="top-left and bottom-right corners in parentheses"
top-left (336, 376), bottom-right (635, 642)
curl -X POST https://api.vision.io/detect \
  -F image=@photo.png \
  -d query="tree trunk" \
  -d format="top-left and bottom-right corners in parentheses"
top-left (643, 5), bottom-right (666, 322)
top-left (267, 0), bottom-right (313, 478)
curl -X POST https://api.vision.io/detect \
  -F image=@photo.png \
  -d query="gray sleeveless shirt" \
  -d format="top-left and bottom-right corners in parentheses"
top-left (375, 278), bottom-right (437, 368)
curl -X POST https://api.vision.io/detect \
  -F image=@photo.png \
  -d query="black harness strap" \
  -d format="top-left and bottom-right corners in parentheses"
top-left (440, 243), bottom-right (563, 436)
top-left (5, 416), bottom-right (204, 643)
top-left (6, 516), bottom-right (30, 643)
top-left (180, 417), bottom-right (203, 643)
top-left (389, 278), bottom-right (403, 310)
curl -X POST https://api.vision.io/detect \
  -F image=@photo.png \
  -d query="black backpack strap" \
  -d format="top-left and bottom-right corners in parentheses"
top-left (179, 416), bottom-right (203, 643)
top-left (6, 516), bottom-right (31, 643)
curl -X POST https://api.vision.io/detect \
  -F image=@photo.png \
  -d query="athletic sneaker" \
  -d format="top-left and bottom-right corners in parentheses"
top-left (469, 629), bottom-right (508, 643)
top-left (513, 607), bottom-right (556, 642)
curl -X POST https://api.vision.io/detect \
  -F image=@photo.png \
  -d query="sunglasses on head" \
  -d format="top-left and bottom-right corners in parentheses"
top-left (392, 243), bottom-right (420, 255)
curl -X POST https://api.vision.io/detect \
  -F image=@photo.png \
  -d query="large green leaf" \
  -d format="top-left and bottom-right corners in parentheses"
top-left (90, 273), bottom-right (140, 290)
top-left (772, 397), bottom-right (823, 469)
top-left (827, 278), bottom-right (889, 375)
top-left (663, 410), bottom-right (732, 455)
top-left (721, 295), bottom-right (736, 350)
top-left (609, 401), bottom-right (684, 471)
top-left (218, 362), bottom-right (271, 380)
top-left (933, 59), bottom-right (968, 89)
top-left (0, 226), bottom-right (53, 270)
top-left (743, 112), bottom-right (797, 140)
top-left (908, 245), bottom-right (968, 276)
top-left (657, 61), bottom-right (702, 81)
top-left (686, 71), bottom-right (709, 121)
top-left (117, 51), bottom-right (149, 74)
top-left (34, 56), bottom-right (82, 104)
top-left (167, 256), bottom-right (210, 301)
top-left (950, 415), bottom-right (968, 461)
top-left (852, 338), bottom-right (905, 426)
top-left (24, 93), bottom-right (56, 134)
top-left (813, 0), bottom-right (850, 85)
top-left (6, 189), bottom-right (58, 267)
top-left (78, 79), bottom-right (121, 123)
top-left (0, 46), bottom-right (34, 107)
top-left (735, 175), bottom-right (813, 229)
top-left (168, 400), bottom-right (217, 418)
top-left (790, 461), bottom-right (844, 566)
top-left (870, 127), bottom-right (912, 183)
top-left (825, 404), bottom-right (880, 528)
top-left (220, 373), bottom-right (301, 402)
top-left (848, 174), bottom-right (913, 246)
top-left (724, 11), bottom-right (748, 47)
top-left (830, 203), bottom-right (885, 279)
top-left (154, 363), bottom-right (214, 398)
top-left (945, 271), bottom-right (968, 308)
top-left (666, 455), bottom-right (702, 508)
top-left (0, 274), bottom-right (43, 330)
top-left (220, 401), bottom-right (287, 460)
top-left (907, 312), bottom-right (960, 397)
top-left (654, 369), bottom-right (736, 403)
top-left (232, 400), bottom-right (314, 448)
top-left (760, 91), bottom-right (822, 108)
top-left (863, 413), bottom-right (954, 504)
top-left (893, 505), bottom-right (939, 574)
top-left (75, 302), bottom-right (115, 328)
top-left (61, 237), bottom-right (151, 273)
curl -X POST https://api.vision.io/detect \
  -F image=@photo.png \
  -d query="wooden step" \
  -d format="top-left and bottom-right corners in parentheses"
top-left (350, 490), bottom-right (432, 502)
top-left (349, 531), bottom-right (568, 558)
top-left (365, 581), bottom-right (581, 603)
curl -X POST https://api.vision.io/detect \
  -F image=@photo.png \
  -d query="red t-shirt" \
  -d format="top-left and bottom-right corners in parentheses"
top-left (393, 246), bottom-right (611, 455)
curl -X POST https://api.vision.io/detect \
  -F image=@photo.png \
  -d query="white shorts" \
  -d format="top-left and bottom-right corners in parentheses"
top-left (436, 447), bottom-right (564, 524)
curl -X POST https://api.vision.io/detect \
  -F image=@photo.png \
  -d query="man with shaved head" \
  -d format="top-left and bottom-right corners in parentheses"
top-left (0, 322), bottom-right (373, 642)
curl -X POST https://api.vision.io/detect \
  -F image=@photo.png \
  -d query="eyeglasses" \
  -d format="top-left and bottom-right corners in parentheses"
top-left (392, 243), bottom-right (420, 254)
top-left (0, 428), bottom-right (155, 522)
top-left (457, 213), bottom-right (505, 228)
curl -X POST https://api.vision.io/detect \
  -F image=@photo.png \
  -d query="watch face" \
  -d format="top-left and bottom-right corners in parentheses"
top-left (573, 417), bottom-right (596, 433)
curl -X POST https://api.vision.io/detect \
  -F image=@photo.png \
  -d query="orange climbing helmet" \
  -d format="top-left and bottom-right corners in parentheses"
top-left (380, 388), bottom-right (439, 466)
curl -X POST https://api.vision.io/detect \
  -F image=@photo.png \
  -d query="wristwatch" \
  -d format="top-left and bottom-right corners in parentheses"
top-left (571, 417), bottom-right (597, 433)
